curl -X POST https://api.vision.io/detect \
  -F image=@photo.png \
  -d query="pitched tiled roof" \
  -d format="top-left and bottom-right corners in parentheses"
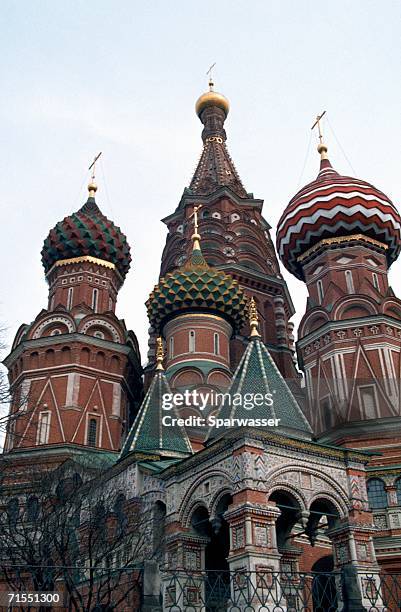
top-left (120, 371), bottom-right (193, 459)
top-left (216, 336), bottom-right (312, 437)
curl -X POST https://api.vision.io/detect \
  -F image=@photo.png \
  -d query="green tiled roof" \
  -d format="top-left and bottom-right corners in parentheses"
top-left (146, 246), bottom-right (247, 332)
top-left (42, 197), bottom-right (131, 278)
top-left (120, 371), bottom-right (193, 459)
top-left (216, 336), bottom-right (312, 437)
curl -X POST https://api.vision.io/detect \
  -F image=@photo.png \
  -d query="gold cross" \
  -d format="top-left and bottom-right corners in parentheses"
top-left (311, 111), bottom-right (326, 144)
top-left (88, 152), bottom-right (102, 183)
top-left (206, 62), bottom-right (216, 90)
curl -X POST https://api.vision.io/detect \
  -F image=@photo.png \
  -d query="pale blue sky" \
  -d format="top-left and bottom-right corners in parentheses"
top-left (1, 0), bottom-right (401, 364)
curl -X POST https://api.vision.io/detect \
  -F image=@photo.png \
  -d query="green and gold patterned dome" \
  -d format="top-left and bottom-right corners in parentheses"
top-left (146, 246), bottom-right (247, 333)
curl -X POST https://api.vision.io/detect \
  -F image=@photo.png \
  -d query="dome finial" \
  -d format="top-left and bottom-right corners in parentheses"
top-left (87, 152), bottom-right (102, 196)
top-left (207, 62), bottom-right (216, 91)
top-left (155, 337), bottom-right (165, 371)
top-left (311, 111), bottom-right (328, 160)
top-left (195, 64), bottom-right (230, 118)
top-left (189, 205), bottom-right (202, 251)
top-left (248, 296), bottom-right (261, 338)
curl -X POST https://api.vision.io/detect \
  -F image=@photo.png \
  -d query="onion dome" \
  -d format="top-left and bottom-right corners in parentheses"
top-left (276, 144), bottom-right (401, 280)
top-left (41, 184), bottom-right (131, 279)
top-left (195, 77), bottom-right (230, 118)
top-left (146, 218), bottom-right (247, 332)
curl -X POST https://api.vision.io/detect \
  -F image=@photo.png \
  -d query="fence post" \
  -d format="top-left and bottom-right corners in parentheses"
top-left (142, 560), bottom-right (162, 612)
top-left (341, 566), bottom-right (366, 612)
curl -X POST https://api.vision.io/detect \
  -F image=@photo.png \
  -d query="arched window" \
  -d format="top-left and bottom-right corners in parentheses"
top-left (45, 349), bottom-right (55, 365)
top-left (214, 333), bottom-right (220, 355)
top-left (345, 270), bottom-right (355, 294)
top-left (169, 336), bottom-right (174, 359)
top-left (114, 493), bottom-right (127, 535)
top-left (92, 288), bottom-right (99, 313)
top-left (189, 330), bottom-right (195, 353)
top-left (372, 272), bottom-right (379, 291)
top-left (317, 280), bottom-right (324, 304)
top-left (87, 418), bottom-right (98, 447)
top-left (321, 396), bottom-right (332, 429)
top-left (6, 498), bottom-right (19, 528)
top-left (367, 478), bottom-right (387, 509)
top-left (27, 496), bottom-right (40, 522)
top-left (67, 287), bottom-right (74, 310)
top-left (36, 411), bottom-right (51, 445)
top-left (396, 478), bottom-right (401, 505)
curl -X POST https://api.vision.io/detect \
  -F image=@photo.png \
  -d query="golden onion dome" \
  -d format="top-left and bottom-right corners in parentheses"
top-left (195, 85), bottom-right (230, 118)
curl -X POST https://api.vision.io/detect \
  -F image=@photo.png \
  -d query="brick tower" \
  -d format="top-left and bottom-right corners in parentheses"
top-left (149, 79), bottom-right (298, 381)
top-left (3, 179), bottom-right (142, 458)
top-left (277, 132), bottom-right (401, 571)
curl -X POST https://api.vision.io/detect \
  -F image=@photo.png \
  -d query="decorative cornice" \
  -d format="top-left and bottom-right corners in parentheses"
top-left (3, 331), bottom-right (134, 368)
top-left (297, 234), bottom-right (388, 263)
top-left (297, 314), bottom-right (401, 348)
top-left (162, 186), bottom-right (264, 224)
top-left (158, 428), bottom-right (370, 481)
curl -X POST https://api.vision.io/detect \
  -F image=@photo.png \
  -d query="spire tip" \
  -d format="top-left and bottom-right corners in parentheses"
top-left (248, 297), bottom-right (261, 338)
top-left (155, 337), bottom-right (164, 370)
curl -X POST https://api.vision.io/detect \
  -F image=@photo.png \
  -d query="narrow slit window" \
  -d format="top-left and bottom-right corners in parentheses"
top-left (214, 333), bottom-right (220, 355)
top-left (169, 336), bottom-right (174, 359)
top-left (92, 288), bottom-right (99, 313)
top-left (317, 280), bottom-right (324, 304)
top-left (189, 330), bottom-right (196, 353)
top-left (372, 272), bottom-right (379, 290)
top-left (345, 270), bottom-right (355, 294)
top-left (67, 287), bottom-right (74, 310)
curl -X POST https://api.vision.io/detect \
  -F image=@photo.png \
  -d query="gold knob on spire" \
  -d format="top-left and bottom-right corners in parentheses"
top-left (155, 337), bottom-right (165, 371)
top-left (190, 205), bottom-right (202, 251)
top-left (248, 297), bottom-right (261, 338)
top-left (195, 64), bottom-right (230, 118)
top-left (88, 181), bottom-right (98, 196)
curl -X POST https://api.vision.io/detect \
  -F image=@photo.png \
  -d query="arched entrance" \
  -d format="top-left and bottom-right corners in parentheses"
top-left (311, 556), bottom-right (337, 611)
top-left (191, 494), bottom-right (232, 610)
top-left (306, 499), bottom-right (340, 612)
top-left (269, 489), bottom-right (301, 551)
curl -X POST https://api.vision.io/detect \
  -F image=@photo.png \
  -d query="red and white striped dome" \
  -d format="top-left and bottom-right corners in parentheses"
top-left (276, 157), bottom-right (401, 279)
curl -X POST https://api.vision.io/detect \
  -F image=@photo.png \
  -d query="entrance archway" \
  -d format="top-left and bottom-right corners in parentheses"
top-left (311, 555), bottom-right (337, 611)
top-left (191, 495), bottom-right (232, 610)
top-left (268, 489), bottom-right (301, 550)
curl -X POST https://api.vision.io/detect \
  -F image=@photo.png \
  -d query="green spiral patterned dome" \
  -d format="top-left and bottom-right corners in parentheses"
top-left (146, 246), bottom-right (247, 332)
top-left (41, 197), bottom-right (131, 278)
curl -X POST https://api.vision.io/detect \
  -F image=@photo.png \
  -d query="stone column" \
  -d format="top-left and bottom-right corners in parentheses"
top-left (274, 296), bottom-right (287, 346)
top-left (224, 498), bottom-right (285, 611)
top-left (328, 520), bottom-right (385, 612)
top-left (162, 532), bottom-right (209, 612)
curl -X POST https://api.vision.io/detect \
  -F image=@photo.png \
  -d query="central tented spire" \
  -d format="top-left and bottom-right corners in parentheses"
top-left (189, 80), bottom-right (248, 198)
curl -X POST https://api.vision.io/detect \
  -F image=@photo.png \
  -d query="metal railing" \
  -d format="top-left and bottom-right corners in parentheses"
top-left (162, 569), bottom-right (339, 611)
top-left (162, 569), bottom-right (401, 612)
